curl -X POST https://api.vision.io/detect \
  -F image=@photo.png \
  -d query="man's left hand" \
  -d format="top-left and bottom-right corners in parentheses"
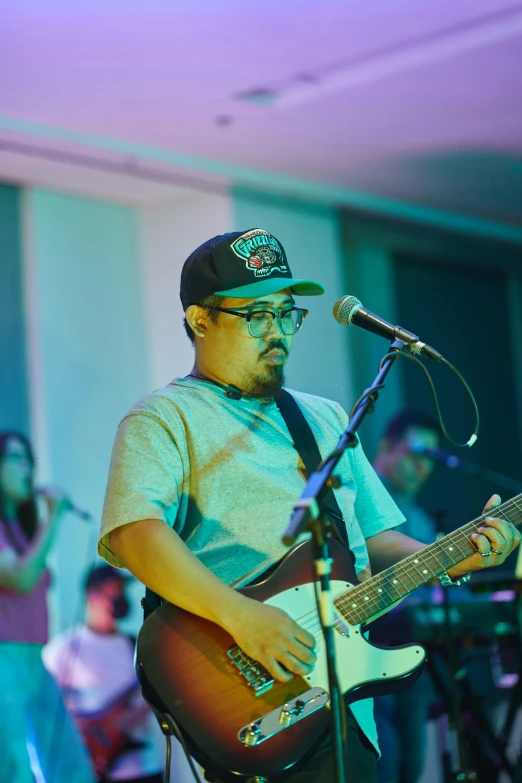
top-left (447, 494), bottom-right (521, 580)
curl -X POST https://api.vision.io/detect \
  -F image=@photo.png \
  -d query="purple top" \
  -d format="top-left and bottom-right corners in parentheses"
top-left (0, 518), bottom-right (50, 644)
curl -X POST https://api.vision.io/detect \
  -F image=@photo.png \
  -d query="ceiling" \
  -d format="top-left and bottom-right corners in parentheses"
top-left (1, 0), bottom-right (521, 227)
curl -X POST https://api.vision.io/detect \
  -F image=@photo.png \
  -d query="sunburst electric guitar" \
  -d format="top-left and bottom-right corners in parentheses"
top-left (136, 494), bottom-right (522, 779)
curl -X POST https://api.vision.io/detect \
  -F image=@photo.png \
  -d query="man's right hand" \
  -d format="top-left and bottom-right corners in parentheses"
top-left (110, 521), bottom-right (317, 683)
top-left (225, 597), bottom-right (317, 682)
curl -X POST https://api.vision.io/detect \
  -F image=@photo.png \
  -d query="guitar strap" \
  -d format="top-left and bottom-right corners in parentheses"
top-left (142, 388), bottom-right (353, 620)
top-left (275, 389), bottom-right (351, 550)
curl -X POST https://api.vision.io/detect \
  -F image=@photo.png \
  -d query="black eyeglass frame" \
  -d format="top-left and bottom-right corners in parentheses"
top-left (201, 304), bottom-right (309, 337)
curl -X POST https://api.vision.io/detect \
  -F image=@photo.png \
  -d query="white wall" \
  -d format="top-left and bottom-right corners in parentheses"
top-left (23, 188), bottom-right (150, 632)
top-left (139, 192), bottom-right (232, 389)
top-left (21, 187), bottom-right (234, 632)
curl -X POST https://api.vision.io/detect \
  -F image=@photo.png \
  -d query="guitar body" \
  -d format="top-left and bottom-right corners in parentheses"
top-left (76, 703), bottom-right (143, 777)
top-left (137, 539), bottom-right (426, 778)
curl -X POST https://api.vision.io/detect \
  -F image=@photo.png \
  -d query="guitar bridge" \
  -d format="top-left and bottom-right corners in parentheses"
top-left (227, 646), bottom-right (275, 695)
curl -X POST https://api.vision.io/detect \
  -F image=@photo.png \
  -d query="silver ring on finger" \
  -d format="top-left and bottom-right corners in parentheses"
top-left (490, 548), bottom-right (504, 555)
top-left (478, 549), bottom-right (492, 557)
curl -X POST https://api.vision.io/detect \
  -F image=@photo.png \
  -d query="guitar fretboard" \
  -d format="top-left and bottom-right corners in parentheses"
top-left (334, 493), bottom-right (522, 626)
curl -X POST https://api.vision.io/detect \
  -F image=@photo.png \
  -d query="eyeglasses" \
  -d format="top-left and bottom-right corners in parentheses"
top-left (203, 305), bottom-right (308, 337)
top-left (3, 452), bottom-right (33, 467)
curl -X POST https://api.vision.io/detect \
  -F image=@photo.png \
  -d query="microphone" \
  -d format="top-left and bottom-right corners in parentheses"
top-left (409, 442), bottom-right (461, 468)
top-left (36, 487), bottom-right (92, 521)
top-left (333, 295), bottom-right (443, 362)
top-left (410, 442), bottom-right (522, 493)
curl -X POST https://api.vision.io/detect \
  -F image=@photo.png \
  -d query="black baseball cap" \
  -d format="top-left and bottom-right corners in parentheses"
top-left (180, 228), bottom-right (325, 310)
top-left (84, 564), bottom-right (131, 592)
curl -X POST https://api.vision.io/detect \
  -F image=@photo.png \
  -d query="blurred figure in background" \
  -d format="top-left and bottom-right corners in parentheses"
top-left (373, 410), bottom-right (439, 545)
top-left (43, 564), bottom-right (164, 783)
top-left (0, 430), bottom-right (95, 783)
top-left (371, 411), bottom-right (440, 783)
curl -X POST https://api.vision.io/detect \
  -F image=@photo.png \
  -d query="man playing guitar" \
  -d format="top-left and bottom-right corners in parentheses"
top-left (98, 229), bottom-right (520, 783)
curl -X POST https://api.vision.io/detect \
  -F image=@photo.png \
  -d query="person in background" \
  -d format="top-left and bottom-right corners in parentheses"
top-left (43, 564), bottom-right (164, 783)
top-left (371, 410), bottom-right (441, 783)
top-left (373, 410), bottom-right (439, 546)
top-left (0, 430), bottom-right (95, 783)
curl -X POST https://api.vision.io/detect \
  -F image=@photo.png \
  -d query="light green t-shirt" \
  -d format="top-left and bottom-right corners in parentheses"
top-left (99, 377), bottom-right (405, 751)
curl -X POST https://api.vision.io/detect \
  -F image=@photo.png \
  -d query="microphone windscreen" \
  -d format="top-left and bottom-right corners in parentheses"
top-left (408, 438), bottom-right (428, 455)
top-left (333, 295), bottom-right (362, 325)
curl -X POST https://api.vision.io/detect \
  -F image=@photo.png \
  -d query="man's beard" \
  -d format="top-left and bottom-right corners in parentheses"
top-left (243, 341), bottom-right (287, 399)
top-left (243, 364), bottom-right (286, 399)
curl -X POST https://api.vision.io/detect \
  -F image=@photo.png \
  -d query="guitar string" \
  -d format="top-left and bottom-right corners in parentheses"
top-left (337, 531), bottom-right (472, 624)
top-left (334, 496), bottom-right (522, 622)
top-left (247, 498), bottom-right (522, 659)
top-left (342, 502), bottom-right (522, 626)
top-left (338, 499), bottom-right (522, 625)
top-left (245, 498), bottom-right (522, 674)
top-left (289, 496), bottom-right (522, 629)
top-left (297, 536), bottom-right (477, 631)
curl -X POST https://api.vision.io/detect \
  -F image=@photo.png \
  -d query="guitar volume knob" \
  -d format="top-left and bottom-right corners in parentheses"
top-left (241, 723), bottom-right (261, 746)
top-left (279, 704), bottom-right (294, 726)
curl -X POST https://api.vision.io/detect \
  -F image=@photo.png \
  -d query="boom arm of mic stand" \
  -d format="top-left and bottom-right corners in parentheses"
top-left (283, 339), bottom-right (408, 546)
top-left (439, 456), bottom-right (522, 495)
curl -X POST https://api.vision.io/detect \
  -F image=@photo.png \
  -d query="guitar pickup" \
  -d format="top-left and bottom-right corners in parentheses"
top-left (227, 646), bottom-right (275, 695)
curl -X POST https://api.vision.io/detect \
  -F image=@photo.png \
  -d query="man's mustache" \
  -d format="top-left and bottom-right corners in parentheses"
top-left (259, 341), bottom-right (288, 359)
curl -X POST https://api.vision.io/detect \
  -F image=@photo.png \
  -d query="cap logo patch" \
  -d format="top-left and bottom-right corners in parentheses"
top-left (231, 229), bottom-right (288, 279)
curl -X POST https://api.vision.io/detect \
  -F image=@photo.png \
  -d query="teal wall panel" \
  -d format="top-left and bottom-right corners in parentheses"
top-left (26, 188), bottom-right (148, 629)
top-left (0, 183), bottom-right (29, 434)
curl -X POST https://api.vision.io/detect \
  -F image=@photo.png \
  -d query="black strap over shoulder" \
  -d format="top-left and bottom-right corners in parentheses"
top-left (275, 389), bottom-right (350, 549)
top-left (142, 588), bottom-right (163, 620)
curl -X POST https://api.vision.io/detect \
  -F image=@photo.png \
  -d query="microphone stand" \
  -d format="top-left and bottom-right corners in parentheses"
top-left (432, 455), bottom-right (521, 495)
top-left (432, 510), bottom-right (478, 783)
top-left (283, 339), bottom-right (409, 783)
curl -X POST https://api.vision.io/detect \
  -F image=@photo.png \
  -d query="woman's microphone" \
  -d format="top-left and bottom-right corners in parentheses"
top-left (36, 487), bottom-right (92, 521)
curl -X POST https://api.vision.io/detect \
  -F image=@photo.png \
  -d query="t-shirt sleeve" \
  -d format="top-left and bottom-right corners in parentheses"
top-left (98, 410), bottom-right (184, 567)
top-left (349, 443), bottom-right (406, 538)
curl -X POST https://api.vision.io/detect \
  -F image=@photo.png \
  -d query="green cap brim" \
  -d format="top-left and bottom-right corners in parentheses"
top-left (215, 277), bottom-right (325, 299)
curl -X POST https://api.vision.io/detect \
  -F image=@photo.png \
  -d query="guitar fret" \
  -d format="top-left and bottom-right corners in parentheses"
top-left (430, 544), bottom-right (454, 571)
top-left (336, 582), bottom-right (386, 620)
top-left (336, 580), bottom-right (390, 623)
top-left (441, 539), bottom-right (468, 564)
top-left (443, 532), bottom-right (471, 559)
top-left (396, 563), bottom-right (418, 589)
top-left (333, 492), bottom-right (522, 626)
top-left (408, 557), bottom-right (428, 580)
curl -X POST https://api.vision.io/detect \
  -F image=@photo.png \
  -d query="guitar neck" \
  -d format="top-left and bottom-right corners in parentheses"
top-left (334, 493), bottom-right (522, 626)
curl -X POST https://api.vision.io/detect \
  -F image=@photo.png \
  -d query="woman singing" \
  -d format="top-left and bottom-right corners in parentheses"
top-left (0, 430), bottom-right (94, 783)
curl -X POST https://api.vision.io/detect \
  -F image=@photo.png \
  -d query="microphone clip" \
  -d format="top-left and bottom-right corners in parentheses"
top-left (225, 386), bottom-right (242, 400)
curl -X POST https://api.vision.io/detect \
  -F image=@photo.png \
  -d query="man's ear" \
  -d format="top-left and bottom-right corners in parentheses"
top-left (185, 305), bottom-right (209, 339)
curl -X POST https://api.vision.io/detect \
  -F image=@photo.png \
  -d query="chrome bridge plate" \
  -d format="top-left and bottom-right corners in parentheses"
top-left (227, 646), bottom-right (275, 695)
top-left (238, 687), bottom-right (329, 747)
